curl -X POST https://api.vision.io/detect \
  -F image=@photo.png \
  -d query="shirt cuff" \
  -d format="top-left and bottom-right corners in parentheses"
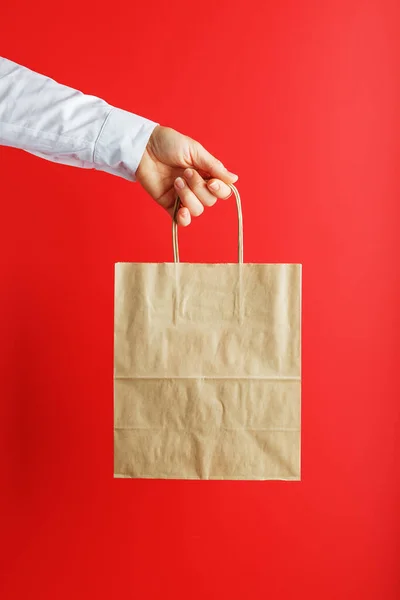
top-left (93, 107), bottom-right (158, 181)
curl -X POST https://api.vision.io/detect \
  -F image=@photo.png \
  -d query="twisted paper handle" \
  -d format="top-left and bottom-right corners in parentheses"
top-left (172, 184), bottom-right (243, 263)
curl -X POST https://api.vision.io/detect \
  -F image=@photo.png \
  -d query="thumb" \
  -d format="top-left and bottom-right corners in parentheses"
top-left (191, 141), bottom-right (238, 184)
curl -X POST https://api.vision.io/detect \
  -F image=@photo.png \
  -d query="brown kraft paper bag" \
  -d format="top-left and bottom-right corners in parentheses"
top-left (114, 185), bottom-right (301, 480)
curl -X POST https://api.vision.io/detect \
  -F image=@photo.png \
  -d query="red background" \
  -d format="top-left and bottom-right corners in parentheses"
top-left (1, 1), bottom-right (399, 598)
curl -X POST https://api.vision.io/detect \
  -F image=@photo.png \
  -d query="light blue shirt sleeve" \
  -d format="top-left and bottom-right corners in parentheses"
top-left (0, 56), bottom-right (158, 181)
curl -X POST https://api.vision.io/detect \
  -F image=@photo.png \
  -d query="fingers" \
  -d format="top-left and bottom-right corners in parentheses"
top-left (206, 178), bottom-right (233, 200)
top-left (173, 168), bottom-right (234, 224)
top-left (183, 170), bottom-right (232, 204)
top-left (176, 206), bottom-right (191, 227)
top-left (191, 141), bottom-right (238, 184)
top-left (165, 194), bottom-right (192, 227)
top-left (174, 176), bottom-right (204, 217)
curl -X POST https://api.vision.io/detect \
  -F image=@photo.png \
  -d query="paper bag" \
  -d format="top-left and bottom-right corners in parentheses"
top-left (114, 186), bottom-right (301, 480)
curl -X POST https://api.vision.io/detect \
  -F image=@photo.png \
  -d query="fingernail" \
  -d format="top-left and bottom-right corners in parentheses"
top-left (181, 208), bottom-right (189, 218)
top-left (184, 168), bottom-right (193, 178)
top-left (208, 181), bottom-right (220, 191)
top-left (175, 177), bottom-right (185, 189)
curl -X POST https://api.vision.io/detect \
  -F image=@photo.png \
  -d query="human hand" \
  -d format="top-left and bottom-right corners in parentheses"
top-left (135, 125), bottom-right (238, 226)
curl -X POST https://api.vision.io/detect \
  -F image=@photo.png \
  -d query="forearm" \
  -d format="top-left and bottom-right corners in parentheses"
top-left (0, 56), bottom-right (158, 181)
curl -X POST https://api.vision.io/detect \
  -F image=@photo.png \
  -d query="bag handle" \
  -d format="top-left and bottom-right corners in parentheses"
top-left (172, 184), bottom-right (243, 263)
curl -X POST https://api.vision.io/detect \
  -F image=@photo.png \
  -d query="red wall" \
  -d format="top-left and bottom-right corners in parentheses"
top-left (1, 1), bottom-right (399, 598)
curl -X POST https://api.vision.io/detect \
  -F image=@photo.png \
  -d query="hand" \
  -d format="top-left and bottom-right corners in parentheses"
top-left (136, 125), bottom-right (238, 226)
